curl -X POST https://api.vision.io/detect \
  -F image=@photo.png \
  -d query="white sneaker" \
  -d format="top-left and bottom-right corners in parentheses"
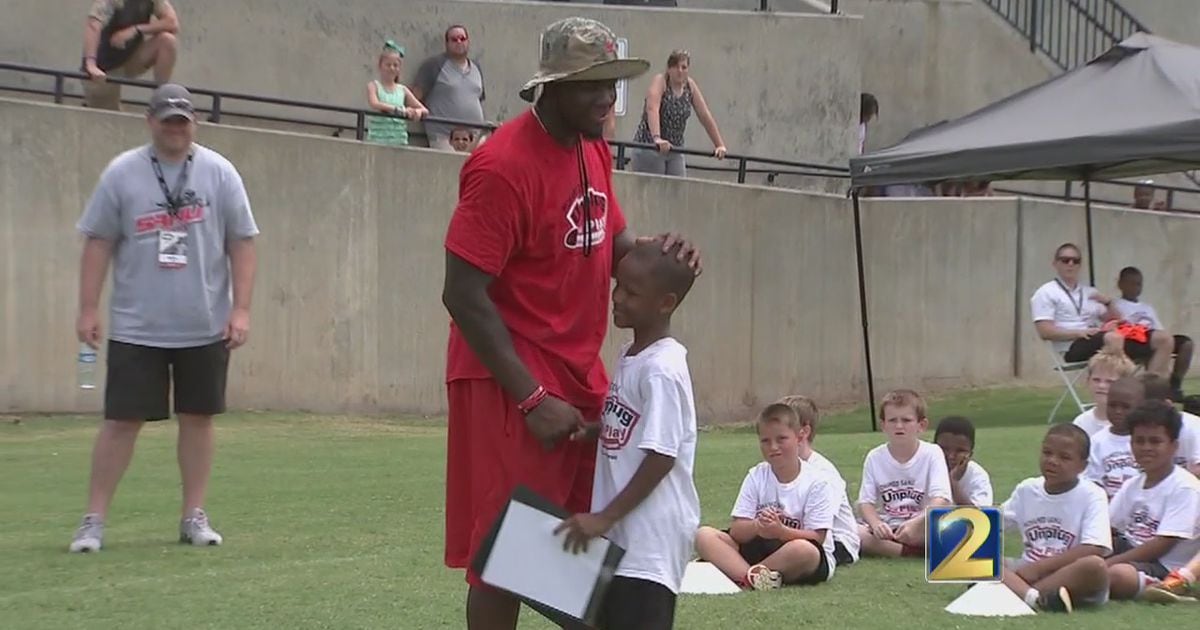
top-left (747, 564), bottom-right (782, 591)
top-left (179, 508), bottom-right (223, 546)
top-left (69, 513), bottom-right (104, 553)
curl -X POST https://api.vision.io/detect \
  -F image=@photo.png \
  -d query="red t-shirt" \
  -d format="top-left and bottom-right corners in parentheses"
top-left (444, 110), bottom-right (627, 413)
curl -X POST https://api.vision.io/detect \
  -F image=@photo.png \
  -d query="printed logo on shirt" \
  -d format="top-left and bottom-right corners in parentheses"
top-left (755, 502), bottom-right (801, 529)
top-left (1023, 520), bottom-right (1077, 560)
top-left (563, 187), bottom-right (608, 250)
top-left (1124, 504), bottom-right (1162, 544)
top-left (1100, 454), bottom-right (1139, 497)
top-left (600, 393), bottom-right (640, 451)
top-left (134, 193), bottom-right (208, 236)
top-left (879, 479), bottom-right (924, 519)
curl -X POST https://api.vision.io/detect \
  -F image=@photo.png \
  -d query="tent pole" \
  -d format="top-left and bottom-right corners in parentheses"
top-left (1084, 177), bottom-right (1095, 284)
top-left (852, 191), bottom-right (877, 432)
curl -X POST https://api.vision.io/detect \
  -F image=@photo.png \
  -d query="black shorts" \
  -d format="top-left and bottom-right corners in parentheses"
top-left (1064, 330), bottom-right (1156, 363)
top-left (733, 535), bottom-right (831, 585)
top-left (105, 340), bottom-right (230, 421)
top-left (833, 541), bottom-right (855, 566)
top-left (1174, 334), bottom-right (1192, 353)
top-left (1112, 534), bottom-right (1170, 580)
top-left (596, 576), bottom-right (676, 630)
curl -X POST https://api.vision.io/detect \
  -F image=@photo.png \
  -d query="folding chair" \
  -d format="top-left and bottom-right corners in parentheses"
top-left (1046, 344), bottom-right (1094, 424)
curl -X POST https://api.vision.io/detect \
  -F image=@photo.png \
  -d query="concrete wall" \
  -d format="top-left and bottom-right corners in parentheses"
top-left (0, 0), bottom-right (862, 169)
top-left (1121, 0), bottom-right (1200, 47)
top-left (6, 99), bottom-right (1200, 421)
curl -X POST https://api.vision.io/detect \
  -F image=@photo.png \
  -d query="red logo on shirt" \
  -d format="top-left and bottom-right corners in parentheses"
top-left (563, 187), bottom-right (609, 250)
top-left (134, 205), bottom-right (206, 235)
top-left (600, 394), bottom-right (640, 450)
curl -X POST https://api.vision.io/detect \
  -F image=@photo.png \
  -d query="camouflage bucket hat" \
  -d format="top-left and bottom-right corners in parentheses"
top-left (519, 17), bottom-right (650, 102)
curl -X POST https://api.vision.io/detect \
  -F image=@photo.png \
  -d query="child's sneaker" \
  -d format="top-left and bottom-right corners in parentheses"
top-left (179, 508), bottom-right (223, 546)
top-left (746, 564), bottom-right (782, 591)
top-left (1144, 572), bottom-right (1198, 604)
top-left (68, 513), bottom-right (104, 553)
top-left (1036, 586), bottom-right (1074, 613)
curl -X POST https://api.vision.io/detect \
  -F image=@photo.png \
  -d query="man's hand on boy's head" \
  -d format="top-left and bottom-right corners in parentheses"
top-left (554, 512), bottom-right (615, 554)
top-left (634, 233), bottom-right (703, 277)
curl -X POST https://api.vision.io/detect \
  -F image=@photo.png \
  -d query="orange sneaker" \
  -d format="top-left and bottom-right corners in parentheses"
top-left (1144, 573), bottom-right (1197, 604)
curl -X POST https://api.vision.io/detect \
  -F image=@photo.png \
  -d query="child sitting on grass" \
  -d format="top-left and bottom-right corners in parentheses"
top-left (1000, 424), bottom-right (1112, 613)
top-left (856, 389), bottom-right (952, 557)
top-left (694, 404), bottom-right (841, 590)
top-left (1085, 376), bottom-right (1145, 499)
top-left (933, 416), bottom-right (993, 507)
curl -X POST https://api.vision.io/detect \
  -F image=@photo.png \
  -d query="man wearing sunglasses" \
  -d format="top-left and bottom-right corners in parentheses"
top-left (1032, 243), bottom-right (1174, 377)
top-left (69, 84), bottom-right (260, 553)
top-left (413, 25), bottom-right (487, 151)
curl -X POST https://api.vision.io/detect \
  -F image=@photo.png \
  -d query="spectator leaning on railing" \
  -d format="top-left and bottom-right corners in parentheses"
top-left (631, 50), bottom-right (726, 177)
top-left (413, 25), bottom-right (486, 151)
top-left (81, 0), bottom-right (180, 111)
top-left (365, 40), bottom-right (428, 147)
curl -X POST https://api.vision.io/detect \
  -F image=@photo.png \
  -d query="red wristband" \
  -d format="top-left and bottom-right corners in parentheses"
top-left (517, 385), bottom-right (548, 415)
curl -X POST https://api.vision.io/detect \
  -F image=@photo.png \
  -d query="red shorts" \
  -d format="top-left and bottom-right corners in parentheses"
top-left (444, 379), bottom-right (597, 586)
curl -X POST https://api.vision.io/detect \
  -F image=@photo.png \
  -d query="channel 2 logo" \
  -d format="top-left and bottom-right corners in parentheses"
top-left (925, 506), bottom-right (1002, 583)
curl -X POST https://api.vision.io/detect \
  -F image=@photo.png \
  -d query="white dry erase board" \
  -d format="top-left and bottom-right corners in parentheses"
top-left (471, 486), bottom-right (625, 627)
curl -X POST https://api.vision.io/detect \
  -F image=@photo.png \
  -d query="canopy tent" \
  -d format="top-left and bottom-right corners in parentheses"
top-left (845, 33), bottom-right (1200, 430)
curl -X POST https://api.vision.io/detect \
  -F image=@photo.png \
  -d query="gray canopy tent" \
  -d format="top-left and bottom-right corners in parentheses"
top-left (847, 33), bottom-right (1200, 429)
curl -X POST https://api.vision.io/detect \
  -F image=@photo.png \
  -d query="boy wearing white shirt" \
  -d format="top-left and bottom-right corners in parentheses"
top-left (933, 416), bottom-right (994, 507)
top-left (856, 389), bottom-right (953, 558)
top-left (1085, 377), bottom-right (1144, 499)
top-left (1140, 374), bottom-right (1200, 475)
top-left (1072, 350), bottom-right (1137, 436)
top-left (1105, 400), bottom-right (1200, 600)
top-left (1001, 424), bottom-right (1112, 613)
top-left (556, 242), bottom-right (700, 629)
top-left (694, 404), bottom-right (840, 590)
top-left (777, 394), bottom-right (861, 565)
top-left (1117, 267), bottom-right (1192, 399)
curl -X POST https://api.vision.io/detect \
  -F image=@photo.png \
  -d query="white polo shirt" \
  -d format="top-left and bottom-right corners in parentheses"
top-left (1031, 279), bottom-right (1107, 353)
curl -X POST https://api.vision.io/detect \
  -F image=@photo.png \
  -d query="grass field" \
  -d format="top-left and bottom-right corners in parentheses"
top-left (2, 386), bottom-right (1194, 629)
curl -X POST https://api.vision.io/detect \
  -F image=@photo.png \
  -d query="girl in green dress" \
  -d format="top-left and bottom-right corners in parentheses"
top-left (366, 41), bottom-right (427, 146)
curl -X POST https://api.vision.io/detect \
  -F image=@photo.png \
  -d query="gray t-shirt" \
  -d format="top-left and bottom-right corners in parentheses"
top-left (415, 55), bottom-right (485, 138)
top-left (77, 143), bottom-right (259, 348)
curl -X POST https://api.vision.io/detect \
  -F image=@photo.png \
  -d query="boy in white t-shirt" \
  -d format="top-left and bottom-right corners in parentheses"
top-left (694, 404), bottom-right (841, 591)
top-left (1072, 350), bottom-right (1137, 436)
top-left (777, 394), bottom-right (861, 565)
top-left (1116, 266), bottom-right (1192, 399)
top-left (1140, 374), bottom-right (1200, 475)
top-left (1105, 400), bottom-right (1200, 600)
top-left (556, 241), bottom-right (700, 629)
top-left (856, 389), bottom-right (953, 558)
top-left (1000, 424), bottom-right (1112, 613)
top-left (1085, 376), bottom-right (1145, 499)
top-left (933, 416), bottom-right (993, 507)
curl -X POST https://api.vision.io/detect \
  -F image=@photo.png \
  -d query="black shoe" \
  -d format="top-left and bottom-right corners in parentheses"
top-left (1037, 587), bottom-right (1074, 613)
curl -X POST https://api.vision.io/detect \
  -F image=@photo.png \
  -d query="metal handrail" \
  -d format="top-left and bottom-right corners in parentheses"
top-left (980, 0), bottom-right (1148, 71)
top-left (0, 61), bottom-right (848, 185)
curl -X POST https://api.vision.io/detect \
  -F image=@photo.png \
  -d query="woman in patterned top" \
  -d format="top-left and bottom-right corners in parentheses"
top-left (631, 50), bottom-right (726, 177)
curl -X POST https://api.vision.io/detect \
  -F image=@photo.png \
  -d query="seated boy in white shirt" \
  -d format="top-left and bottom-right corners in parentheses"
top-left (694, 404), bottom-right (841, 591)
top-left (1085, 377), bottom-right (1144, 499)
top-left (933, 416), bottom-right (993, 507)
top-left (856, 389), bottom-right (953, 557)
top-left (776, 394), bottom-right (861, 565)
top-left (1105, 400), bottom-right (1200, 601)
top-left (1001, 424), bottom-right (1112, 613)
top-left (1116, 266), bottom-right (1192, 400)
top-left (1140, 374), bottom-right (1200, 476)
top-left (1073, 350), bottom-right (1137, 436)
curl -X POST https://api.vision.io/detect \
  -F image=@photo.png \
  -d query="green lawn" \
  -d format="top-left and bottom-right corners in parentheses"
top-left (0, 386), bottom-right (1192, 629)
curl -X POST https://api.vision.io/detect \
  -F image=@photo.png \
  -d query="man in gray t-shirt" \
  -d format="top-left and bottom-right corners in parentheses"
top-left (69, 84), bottom-right (260, 554)
top-left (413, 24), bottom-right (486, 150)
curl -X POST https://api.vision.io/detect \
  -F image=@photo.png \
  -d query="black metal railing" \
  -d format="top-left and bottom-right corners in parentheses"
top-left (0, 61), bottom-right (848, 185)
top-left (759, 0), bottom-right (839, 12)
top-left (981, 0), bottom-right (1148, 70)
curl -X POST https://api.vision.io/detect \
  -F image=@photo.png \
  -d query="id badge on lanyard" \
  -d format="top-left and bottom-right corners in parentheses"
top-left (151, 151), bottom-right (194, 269)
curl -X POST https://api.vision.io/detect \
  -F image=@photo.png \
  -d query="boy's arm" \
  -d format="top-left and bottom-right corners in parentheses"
top-left (1106, 536), bottom-right (1182, 566)
top-left (555, 451), bottom-right (675, 552)
top-left (1017, 544), bottom-right (1107, 582)
top-left (858, 502), bottom-right (885, 529)
top-left (950, 478), bottom-right (972, 506)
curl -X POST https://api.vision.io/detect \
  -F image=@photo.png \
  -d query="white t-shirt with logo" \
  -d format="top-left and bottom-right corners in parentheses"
top-left (1109, 467), bottom-right (1200, 571)
top-left (804, 450), bottom-right (862, 562)
top-left (857, 441), bottom-right (953, 528)
top-left (1114, 298), bottom-right (1164, 330)
top-left (955, 460), bottom-right (995, 506)
top-left (1072, 408), bottom-right (1110, 436)
top-left (592, 338), bottom-right (700, 593)
top-left (1085, 428), bottom-right (1138, 500)
top-left (1031, 279), bottom-right (1107, 353)
top-left (1176, 412), bottom-right (1200, 468)
top-left (732, 460), bottom-right (838, 574)
top-left (1001, 477), bottom-right (1112, 564)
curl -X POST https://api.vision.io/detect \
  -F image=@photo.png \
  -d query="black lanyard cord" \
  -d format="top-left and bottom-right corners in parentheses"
top-left (576, 140), bottom-right (593, 257)
top-left (150, 151), bottom-right (194, 218)
top-left (1054, 278), bottom-right (1083, 316)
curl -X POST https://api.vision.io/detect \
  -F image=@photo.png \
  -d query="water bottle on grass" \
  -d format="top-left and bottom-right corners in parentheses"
top-left (78, 343), bottom-right (97, 390)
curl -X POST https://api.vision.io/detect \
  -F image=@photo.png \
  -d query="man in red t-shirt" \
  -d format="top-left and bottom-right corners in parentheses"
top-left (441, 17), bottom-right (701, 630)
